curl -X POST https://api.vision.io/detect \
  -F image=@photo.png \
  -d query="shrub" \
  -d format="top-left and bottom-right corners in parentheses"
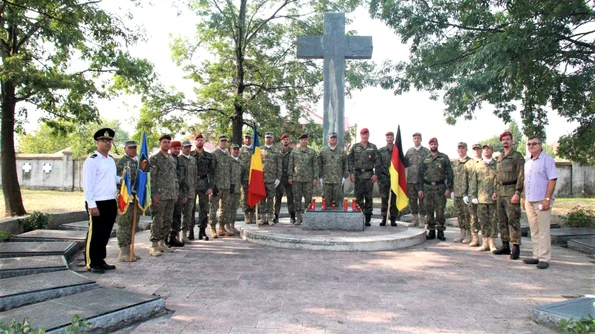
top-left (561, 206), bottom-right (595, 228)
top-left (0, 230), bottom-right (11, 242)
top-left (21, 211), bottom-right (53, 232)
top-left (559, 315), bottom-right (595, 334)
top-left (0, 315), bottom-right (90, 334)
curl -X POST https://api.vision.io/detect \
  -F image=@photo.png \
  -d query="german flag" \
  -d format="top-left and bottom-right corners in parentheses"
top-left (247, 123), bottom-right (266, 208)
top-left (389, 125), bottom-right (408, 210)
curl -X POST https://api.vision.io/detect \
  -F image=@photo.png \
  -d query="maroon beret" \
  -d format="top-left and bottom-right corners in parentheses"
top-left (170, 141), bottom-right (181, 148)
top-left (499, 131), bottom-right (513, 141)
top-left (429, 137), bottom-right (438, 144)
top-left (360, 128), bottom-right (369, 135)
top-left (280, 133), bottom-right (289, 140)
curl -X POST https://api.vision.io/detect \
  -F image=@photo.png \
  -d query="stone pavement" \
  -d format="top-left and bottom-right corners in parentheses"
top-left (79, 227), bottom-right (594, 333)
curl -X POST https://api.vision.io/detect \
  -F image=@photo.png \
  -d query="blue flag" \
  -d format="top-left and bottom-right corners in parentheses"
top-left (134, 132), bottom-right (151, 214)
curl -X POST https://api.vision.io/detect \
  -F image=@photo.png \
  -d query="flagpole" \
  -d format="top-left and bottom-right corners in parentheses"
top-left (129, 198), bottom-right (138, 262)
top-left (387, 190), bottom-right (392, 221)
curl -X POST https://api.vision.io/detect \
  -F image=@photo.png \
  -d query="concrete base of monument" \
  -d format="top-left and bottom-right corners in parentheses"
top-left (303, 210), bottom-right (364, 231)
top-left (238, 218), bottom-right (426, 251)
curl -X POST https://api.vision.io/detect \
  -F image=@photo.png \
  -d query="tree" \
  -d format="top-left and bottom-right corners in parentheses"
top-left (369, 0), bottom-right (594, 164)
top-left (478, 120), bottom-right (525, 156)
top-left (1, 1), bottom-right (155, 216)
top-left (139, 0), bottom-right (374, 145)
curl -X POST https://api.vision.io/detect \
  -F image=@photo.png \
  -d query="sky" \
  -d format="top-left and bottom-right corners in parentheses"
top-left (23, 2), bottom-right (577, 157)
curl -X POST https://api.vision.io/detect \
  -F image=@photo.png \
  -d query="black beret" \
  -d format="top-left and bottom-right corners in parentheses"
top-left (94, 128), bottom-right (115, 141)
top-left (159, 134), bottom-right (172, 141)
top-left (298, 133), bottom-right (308, 140)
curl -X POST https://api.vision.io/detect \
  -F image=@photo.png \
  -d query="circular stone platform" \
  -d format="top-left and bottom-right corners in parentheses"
top-left (238, 217), bottom-right (426, 251)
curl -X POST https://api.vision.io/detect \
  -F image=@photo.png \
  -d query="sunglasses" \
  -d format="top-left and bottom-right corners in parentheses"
top-left (527, 142), bottom-right (540, 146)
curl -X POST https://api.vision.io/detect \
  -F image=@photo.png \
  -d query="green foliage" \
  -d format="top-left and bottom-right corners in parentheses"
top-left (559, 315), bottom-right (595, 334)
top-left (369, 0), bottom-right (594, 162)
top-left (0, 230), bottom-right (11, 242)
top-left (477, 120), bottom-right (525, 156)
top-left (561, 206), bottom-right (595, 228)
top-left (21, 211), bottom-right (53, 232)
top-left (140, 0), bottom-right (374, 145)
top-left (0, 314), bottom-right (90, 334)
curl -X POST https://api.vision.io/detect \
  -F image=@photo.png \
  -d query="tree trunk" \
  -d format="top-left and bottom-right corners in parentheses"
top-left (232, 104), bottom-right (244, 145)
top-left (1, 80), bottom-right (27, 216)
top-left (230, 0), bottom-right (248, 146)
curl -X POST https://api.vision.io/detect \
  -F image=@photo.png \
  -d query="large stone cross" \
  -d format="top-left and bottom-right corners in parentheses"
top-left (297, 12), bottom-right (372, 147)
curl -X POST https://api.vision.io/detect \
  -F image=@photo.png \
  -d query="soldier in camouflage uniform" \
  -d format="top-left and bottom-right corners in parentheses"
top-left (469, 144), bottom-right (498, 251)
top-left (275, 133), bottom-right (295, 223)
top-left (229, 144), bottom-right (244, 234)
top-left (210, 135), bottom-right (234, 236)
top-left (468, 143), bottom-right (483, 246)
top-left (149, 135), bottom-right (179, 256)
top-left (240, 133), bottom-right (255, 224)
top-left (319, 132), bottom-right (347, 210)
top-left (493, 131), bottom-right (524, 259)
top-left (452, 142), bottom-right (475, 243)
top-left (405, 132), bottom-right (431, 228)
top-left (377, 132), bottom-right (398, 227)
top-left (348, 128), bottom-right (379, 226)
top-left (417, 137), bottom-right (453, 241)
top-left (191, 133), bottom-right (215, 240)
top-left (115, 140), bottom-right (141, 262)
top-left (168, 141), bottom-right (186, 248)
top-left (288, 133), bottom-right (319, 225)
top-left (179, 140), bottom-right (197, 244)
top-left (259, 132), bottom-right (282, 225)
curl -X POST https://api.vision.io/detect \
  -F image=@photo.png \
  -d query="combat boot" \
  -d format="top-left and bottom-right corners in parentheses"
top-left (462, 229), bottom-right (472, 244)
top-left (478, 237), bottom-right (489, 251)
top-left (199, 227), bottom-right (209, 241)
top-left (453, 229), bottom-right (466, 243)
top-left (256, 214), bottom-right (264, 225)
top-left (294, 212), bottom-right (302, 225)
top-left (168, 233), bottom-right (184, 247)
top-left (290, 213), bottom-right (296, 224)
top-left (437, 230), bottom-right (446, 241)
top-left (418, 215), bottom-right (427, 228)
top-left (493, 241), bottom-right (511, 255)
top-left (273, 214), bottom-right (279, 224)
top-left (158, 240), bottom-right (174, 253)
top-left (244, 213), bottom-right (250, 224)
top-left (380, 216), bottom-right (387, 226)
top-left (118, 247), bottom-right (133, 262)
top-left (181, 231), bottom-right (192, 244)
top-left (469, 232), bottom-right (480, 247)
top-left (150, 242), bottom-right (161, 257)
top-left (250, 213), bottom-right (256, 224)
top-left (188, 228), bottom-right (195, 240)
top-left (219, 224), bottom-right (233, 237)
top-left (210, 226), bottom-right (219, 239)
top-left (225, 223), bottom-right (236, 236)
top-left (267, 213), bottom-right (274, 226)
top-left (365, 214), bottom-right (372, 227)
top-left (230, 222), bottom-right (240, 234)
top-left (488, 237), bottom-right (498, 252)
top-left (408, 214), bottom-right (419, 227)
top-left (510, 244), bottom-right (520, 260)
top-left (390, 216), bottom-right (397, 226)
top-left (427, 230), bottom-right (436, 239)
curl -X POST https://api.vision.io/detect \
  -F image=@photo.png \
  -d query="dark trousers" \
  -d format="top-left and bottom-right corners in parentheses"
top-left (85, 200), bottom-right (117, 269)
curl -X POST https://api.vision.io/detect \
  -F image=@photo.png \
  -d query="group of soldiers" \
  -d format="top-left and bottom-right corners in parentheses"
top-left (114, 127), bottom-right (524, 262)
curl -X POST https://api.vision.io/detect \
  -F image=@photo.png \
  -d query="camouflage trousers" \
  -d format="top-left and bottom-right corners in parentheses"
top-left (379, 182), bottom-right (398, 218)
top-left (407, 183), bottom-right (426, 215)
top-left (275, 180), bottom-right (295, 216)
top-left (454, 197), bottom-right (470, 230)
top-left (229, 191), bottom-right (241, 223)
top-left (181, 197), bottom-right (195, 232)
top-left (497, 195), bottom-right (522, 244)
top-left (323, 183), bottom-right (343, 208)
top-left (150, 199), bottom-right (175, 242)
top-left (469, 203), bottom-right (479, 233)
top-left (292, 181), bottom-right (313, 214)
top-left (258, 182), bottom-right (276, 215)
top-left (191, 192), bottom-right (210, 229)
top-left (210, 189), bottom-right (231, 227)
top-left (241, 182), bottom-right (255, 214)
top-left (172, 200), bottom-right (183, 234)
top-left (354, 177), bottom-right (374, 216)
top-left (478, 203), bottom-right (498, 238)
top-left (423, 185), bottom-right (446, 231)
top-left (116, 203), bottom-right (140, 247)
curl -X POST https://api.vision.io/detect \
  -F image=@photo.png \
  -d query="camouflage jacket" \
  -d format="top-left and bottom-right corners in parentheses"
top-left (417, 152), bottom-right (454, 191)
top-left (495, 150), bottom-right (524, 196)
top-left (348, 142), bottom-right (380, 180)
top-left (261, 145), bottom-right (282, 183)
top-left (453, 156), bottom-right (474, 198)
top-left (239, 145), bottom-right (252, 182)
top-left (469, 159), bottom-right (497, 204)
top-left (230, 157), bottom-right (244, 194)
top-left (288, 146), bottom-right (319, 182)
top-left (404, 146), bottom-right (430, 184)
top-left (179, 154), bottom-right (197, 198)
top-left (319, 145), bottom-right (347, 184)
top-left (149, 152), bottom-right (178, 200)
top-left (191, 149), bottom-right (215, 193)
top-left (377, 145), bottom-right (394, 185)
top-left (175, 156), bottom-right (188, 199)
top-left (212, 148), bottom-right (232, 190)
top-left (116, 154), bottom-right (138, 194)
top-left (278, 146), bottom-right (293, 183)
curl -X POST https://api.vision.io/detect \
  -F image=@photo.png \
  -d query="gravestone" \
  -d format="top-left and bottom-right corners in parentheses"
top-left (567, 236), bottom-right (595, 255)
top-left (550, 228), bottom-right (595, 246)
top-left (297, 12), bottom-right (372, 147)
top-left (12, 229), bottom-right (88, 245)
top-left (534, 297), bottom-right (595, 329)
top-left (0, 241), bottom-right (78, 260)
top-left (0, 255), bottom-right (68, 279)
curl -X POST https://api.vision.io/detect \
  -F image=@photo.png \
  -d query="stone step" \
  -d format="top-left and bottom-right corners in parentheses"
top-left (0, 270), bottom-right (99, 311)
top-left (11, 229), bottom-right (88, 245)
top-left (567, 236), bottom-right (595, 255)
top-left (0, 287), bottom-right (166, 333)
top-left (550, 228), bottom-right (595, 247)
top-left (521, 221), bottom-right (560, 237)
top-left (0, 255), bottom-right (68, 279)
top-left (533, 297), bottom-right (595, 330)
top-left (0, 241), bottom-right (79, 261)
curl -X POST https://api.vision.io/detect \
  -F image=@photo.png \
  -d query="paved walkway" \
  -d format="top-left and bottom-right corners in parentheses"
top-left (75, 225), bottom-right (593, 333)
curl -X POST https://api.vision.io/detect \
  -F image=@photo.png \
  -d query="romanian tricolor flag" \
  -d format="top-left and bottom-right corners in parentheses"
top-left (117, 168), bottom-right (132, 214)
top-left (389, 125), bottom-right (408, 210)
top-left (134, 131), bottom-right (151, 214)
top-left (247, 123), bottom-right (266, 208)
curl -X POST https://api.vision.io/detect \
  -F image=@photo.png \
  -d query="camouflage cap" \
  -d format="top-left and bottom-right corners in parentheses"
top-left (482, 143), bottom-right (494, 149)
top-left (219, 135), bottom-right (228, 141)
top-left (329, 132), bottom-right (337, 138)
top-left (472, 143), bottom-right (481, 150)
top-left (231, 144), bottom-right (240, 149)
top-left (412, 132), bottom-right (422, 137)
top-left (181, 140), bottom-right (192, 147)
top-left (457, 142), bottom-right (467, 148)
top-left (265, 132), bottom-right (274, 138)
top-left (244, 132), bottom-right (252, 138)
top-left (124, 140), bottom-right (138, 147)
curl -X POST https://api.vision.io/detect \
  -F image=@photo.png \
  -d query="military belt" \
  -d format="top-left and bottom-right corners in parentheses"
top-left (424, 180), bottom-right (445, 186)
top-left (500, 180), bottom-right (517, 186)
top-left (356, 169), bottom-right (373, 172)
